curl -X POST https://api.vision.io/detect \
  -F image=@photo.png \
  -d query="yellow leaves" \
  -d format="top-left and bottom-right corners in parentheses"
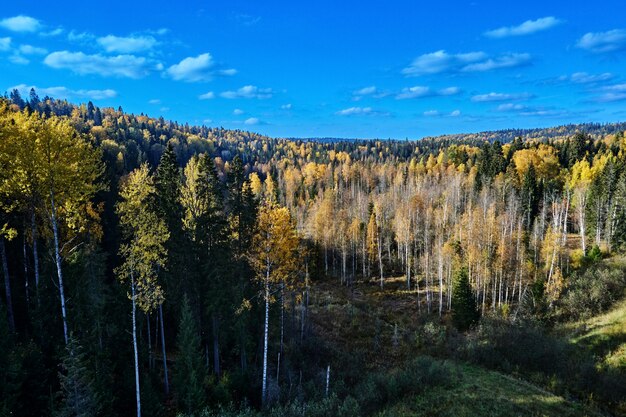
top-left (116, 164), bottom-right (169, 313)
top-left (545, 267), bottom-right (564, 305)
top-left (512, 144), bottom-right (560, 180)
top-left (250, 202), bottom-right (300, 293)
top-left (180, 156), bottom-right (207, 236)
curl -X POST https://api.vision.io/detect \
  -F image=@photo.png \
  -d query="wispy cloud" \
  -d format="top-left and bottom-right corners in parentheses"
top-left (44, 51), bottom-right (161, 78)
top-left (335, 106), bottom-right (389, 116)
top-left (97, 34), bottom-right (158, 53)
top-left (10, 83), bottom-right (117, 100)
top-left (562, 72), bottom-right (614, 84)
top-left (402, 50), bottom-right (530, 76)
top-left (244, 117), bottom-right (260, 125)
top-left (0, 15), bottom-right (41, 32)
top-left (166, 53), bottom-right (236, 82)
top-left (577, 29), bottom-right (626, 53)
top-left (220, 85), bottom-right (273, 99)
top-left (233, 108), bottom-right (245, 115)
top-left (484, 17), bottom-right (562, 38)
top-left (148, 99), bottom-right (161, 104)
top-left (461, 53), bottom-right (531, 72)
top-left (19, 44), bottom-right (47, 55)
top-left (423, 109), bottom-right (461, 117)
top-left (590, 84), bottom-right (626, 102)
top-left (198, 91), bottom-right (215, 100)
top-left (471, 92), bottom-right (534, 102)
top-left (352, 86), bottom-right (390, 100)
top-left (0, 37), bottom-right (10, 51)
top-left (396, 86), bottom-right (460, 99)
top-left (281, 103), bottom-right (292, 110)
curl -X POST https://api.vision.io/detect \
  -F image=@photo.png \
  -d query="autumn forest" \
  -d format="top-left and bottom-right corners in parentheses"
top-left (1, 91), bottom-right (626, 417)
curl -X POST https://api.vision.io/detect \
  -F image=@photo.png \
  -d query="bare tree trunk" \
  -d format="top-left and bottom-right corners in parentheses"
top-left (131, 274), bottom-right (141, 417)
top-left (31, 210), bottom-right (40, 301)
top-left (147, 313), bottom-right (152, 370)
top-left (0, 238), bottom-right (15, 333)
top-left (23, 234), bottom-right (29, 309)
top-left (159, 303), bottom-right (169, 395)
top-left (50, 191), bottom-right (69, 345)
top-left (261, 260), bottom-right (270, 408)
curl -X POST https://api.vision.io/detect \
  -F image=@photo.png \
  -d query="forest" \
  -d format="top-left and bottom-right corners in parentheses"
top-left (1, 89), bottom-right (626, 417)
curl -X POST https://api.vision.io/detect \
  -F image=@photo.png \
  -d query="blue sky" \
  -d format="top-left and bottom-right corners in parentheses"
top-left (1, 0), bottom-right (626, 139)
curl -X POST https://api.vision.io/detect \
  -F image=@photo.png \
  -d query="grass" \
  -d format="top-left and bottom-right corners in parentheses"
top-left (377, 362), bottom-right (600, 417)
top-left (307, 275), bottom-right (605, 417)
top-left (568, 297), bottom-right (626, 371)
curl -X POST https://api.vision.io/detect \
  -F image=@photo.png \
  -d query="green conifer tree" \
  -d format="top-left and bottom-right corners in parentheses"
top-left (451, 267), bottom-right (479, 331)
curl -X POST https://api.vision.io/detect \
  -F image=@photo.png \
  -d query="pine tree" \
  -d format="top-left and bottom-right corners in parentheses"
top-left (451, 267), bottom-right (479, 331)
top-left (57, 336), bottom-right (99, 417)
top-left (174, 297), bottom-right (206, 415)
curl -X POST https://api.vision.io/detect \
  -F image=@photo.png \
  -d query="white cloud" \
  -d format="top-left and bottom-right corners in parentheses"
top-left (336, 107), bottom-right (373, 116)
top-left (450, 110), bottom-right (461, 117)
top-left (148, 99), bottom-right (161, 104)
top-left (352, 85), bottom-right (391, 100)
top-left (577, 29), bottom-right (626, 53)
top-left (395, 86), bottom-right (461, 99)
top-left (484, 17), bottom-right (562, 38)
top-left (471, 92), bottom-right (533, 102)
top-left (592, 83), bottom-right (626, 102)
top-left (44, 50), bottom-right (159, 78)
top-left (233, 108), bottom-right (245, 115)
top-left (203, 118), bottom-right (213, 124)
top-left (166, 53), bottom-right (236, 82)
top-left (67, 30), bottom-right (95, 43)
top-left (423, 110), bottom-right (440, 117)
top-left (10, 84), bottom-right (117, 100)
top-left (244, 117), bottom-right (260, 125)
top-left (9, 54), bottom-right (28, 65)
top-left (41, 28), bottom-right (63, 37)
top-left (97, 35), bottom-right (158, 53)
top-left (198, 91), bottom-right (215, 100)
top-left (461, 53), bottom-right (531, 72)
top-left (335, 106), bottom-right (389, 116)
top-left (402, 50), bottom-right (530, 76)
top-left (354, 86), bottom-right (377, 95)
top-left (19, 44), bottom-right (47, 55)
top-left (402, 50), bottom-right (486, 76)
top-left (220, 85), bottom-right (273, 99)
top-left (497, 103), bottom-right (527, 111)
top-left (0, 15), bottom-right (41, 32)
top-left (281, 103), bottom-right (292, 110)
top-left (568, 72), bottom-right (613, 84)
top-left (0, 37), bottom-right (10, 51)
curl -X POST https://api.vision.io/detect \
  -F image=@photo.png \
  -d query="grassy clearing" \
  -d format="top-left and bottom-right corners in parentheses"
top-left (377, 362), bottom-right (599, 417)
top-left (568, 297), bottom-right (626, 371)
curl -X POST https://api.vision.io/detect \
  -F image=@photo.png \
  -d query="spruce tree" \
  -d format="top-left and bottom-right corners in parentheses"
top-left (451, 267), bottom-right (479, 331)
top-left (57, 336), bottom-right (99, 417)
top-left (174, 297), bottom-right (206, 414)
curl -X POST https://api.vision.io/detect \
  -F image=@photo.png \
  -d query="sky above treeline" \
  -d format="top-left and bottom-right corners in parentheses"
top-left (1, 0), bottom-right (626, 139)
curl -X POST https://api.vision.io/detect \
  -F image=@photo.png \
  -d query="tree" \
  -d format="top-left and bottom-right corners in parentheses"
top-left (57, 336), bottom-right (100, 417)
top-left (451, 267), bottom-right (479, 331)
top-left (174, 297), bottom-right (206, 414)
top-left (116, 164), bottom-right (169, 417)
top-left (30, 113), bottom-right (103, 344)
top-left (250, 202), bottom-right (299, 407)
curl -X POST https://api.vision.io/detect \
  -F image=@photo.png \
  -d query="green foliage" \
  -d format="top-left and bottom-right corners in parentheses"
top-left (559, 265), bottom-right (626, 320)
top-left (56, 336), bottom-right (100, 417)
top-left (451, 267), bottom-right (479, 331)
top-left (175, 297), bottom-right (207, 415)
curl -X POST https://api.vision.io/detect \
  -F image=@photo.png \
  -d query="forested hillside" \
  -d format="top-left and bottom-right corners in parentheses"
top-left (1, 91), bottom-right (626, 417)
